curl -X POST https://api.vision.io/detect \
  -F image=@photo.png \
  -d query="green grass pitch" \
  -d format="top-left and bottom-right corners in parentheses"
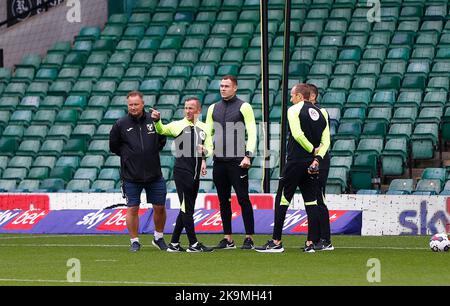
top-left (0, 234), bottom-right (449, 286)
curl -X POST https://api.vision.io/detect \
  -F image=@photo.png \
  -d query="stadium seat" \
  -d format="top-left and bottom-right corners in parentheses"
top-left (381, 138), bottom-right (408, 176)
top-left (386, 179), bottom-right (414, 195)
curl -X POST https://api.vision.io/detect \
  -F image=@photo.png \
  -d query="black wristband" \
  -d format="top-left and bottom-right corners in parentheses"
top-left (245, 151), bottom-right (253, 158)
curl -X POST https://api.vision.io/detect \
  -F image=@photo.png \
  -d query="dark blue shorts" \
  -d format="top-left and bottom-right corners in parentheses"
top-left (122, 177), bottom-right (167, 207)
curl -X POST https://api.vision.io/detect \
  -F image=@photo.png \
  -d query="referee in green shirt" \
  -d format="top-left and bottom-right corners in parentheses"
top-left (152, 97), bottom-right (214, 252)
top-left (255, 83), bottom-right (330, 253)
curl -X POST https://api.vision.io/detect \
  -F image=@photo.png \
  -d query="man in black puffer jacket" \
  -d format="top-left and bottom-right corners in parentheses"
top-left (110, 91), bottom-right (168, 252)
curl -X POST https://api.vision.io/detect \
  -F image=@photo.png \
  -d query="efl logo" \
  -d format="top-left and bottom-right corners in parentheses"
top-left (3, 210), bottom-right (49, 230)
top-left (204, 194), bottom-right (274, 211)
top-left (96, 209), bottom-right (147, 232)
top-left (195, 210), bottom-right (240, 232)
top-left (290, 210), bottom-right (347, 233)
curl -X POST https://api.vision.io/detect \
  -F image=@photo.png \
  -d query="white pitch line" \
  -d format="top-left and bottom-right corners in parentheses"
top-left (0, 278), bottom-right (273, 286)
top-left (0, 243), bottom-right (428, 250)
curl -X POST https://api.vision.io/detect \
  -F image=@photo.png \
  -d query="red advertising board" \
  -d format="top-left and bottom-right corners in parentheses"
top-left (204, 194), bottom-right (274, 211)
top-left (0, 194), bottom-right (50, 210)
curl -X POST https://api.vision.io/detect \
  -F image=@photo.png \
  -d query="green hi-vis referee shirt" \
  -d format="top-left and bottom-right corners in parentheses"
top-left (287, 101), bottom-right (330, 162)
top-left (154, 118), bottom-right (213, 177)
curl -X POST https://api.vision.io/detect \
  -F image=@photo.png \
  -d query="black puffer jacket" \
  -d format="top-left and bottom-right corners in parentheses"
top-left (109, 111), bottom-right (166, 183)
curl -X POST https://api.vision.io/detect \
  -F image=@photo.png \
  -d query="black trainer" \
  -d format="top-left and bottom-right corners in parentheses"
top-left (303, 242), bottom-right (315, 253)
top-left (187, 242), bottom-right (214, 253)
top-left (214, 238), bottom-right (236, 249)
top-left (167, 243), bottom-right (185, 252)
top-left (255, 240), bottom-right (284, 253)
top-left (314, 239), bottom-right (335, 251)
top-left (152, 237), bottom-right (168, 251)
top-left (129, 241), bottom-right (141, 252)
top-left (241, 237), bottom-right (255, 250)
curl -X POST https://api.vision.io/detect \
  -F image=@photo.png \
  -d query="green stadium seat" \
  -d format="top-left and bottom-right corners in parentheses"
top-left (8, 156), bottom-right (33, 170)
top-left (25, 83), bottom-right (49, 98)
top-left (108, 52), bottom-right (131, 69)
top-left (427, 77), bottom-right (449, 92)
top-left (386, 123), bottom-right (413, 141)
top-left (9, 110), bottom-right (32, 126)
top-left (47, 124), bottom-right (72, 141)
top-left (94, 124), bottom-right (113, 140)
top-left (411, 123), bottom-right (438, 160)
top-left (72, 40), bottom-right (93, 55)
top-left (350, 153), bottom-right (378, 191)
top-left (75, 26), bottom-right (101, 41)
top-left (104, 155), bottom-right (120, 168)
top-left (32, 110), bottom-right (56, 126)
top-left (0, 67), bottom-right (12, 84)
top-left (23, 125), bottom-right (48, 141)
top-left (102, 109), bottom-right (126, 124)
top-left (3, 125), bottom-right (25, 140)
top-left (386, 179), bottom-right (414, 195)
top-left (17, 96), bottom-right (39, 112)
top-left (0, 179), bottom-right (17, 192)
top-left (15, 179), bottom-right (41, 192)
top-left (87, 140), bottom-right (110, 157)
top-left (414, 179), bottom-right (442, 195)
top-left (65, 179), bottom-right (91, 192)
top-left (98, 168), bottom-right (120, 182)
top-left (391, 107), bottom-right (417, 124)
top-left (62, 138), bottom-right (88, 157)
top-left (326, 167), bottom-right (348, 194)
top-left (416, 107), bottom-right (443, 124)
top-left (72, 124), bottom-right (96, 141)
top-left (22, 169), bottom-right (46, 183)
top-left (55, 109), bottom-right (79, 127)
top-left (2, 168), bottom-right (28, 182)
top-left (0, 137), bottom-right (19, 157)
top-left (41, 53), bottom-right (65, 69)
top-left (32, 155), bottom-right (56, 170)
top-left (55, 156), bottom-right (80, 171)
top-left (86, 53), bottom-right (109, 69)
top-left (395, 90), bottom-right (422, 109)
top-left (12, 68), bottom-right (35, 83)
top-left (48, 80), bottom-right (73, 97)
top-left (421, 168), bottom-right (446, 186)
top-left (73, 168), bottom-right (98, 183)
top-left (356, 133), bottom-right (383, 156)
top-left (88, 96), bottom-right (110, 111)
top-left (0, 97), bottom-right (19, 111)
top-left (3, 82), bottom-right (28, 98)
top-left (334, 122), bottom-right (362, 141)
top-left (49, 165), bottom-right (74, 182)
top-left (79, 109), bottom-right (104, 125)
top-left (90, 180), bottom-right (116, 192)
top-left (63, 52), bottom-right (88, 68)
top-left (340, 107), bottom-right (365, 125)
top-left (39, 178), bottom-right (66, 192)
top-left (331, 139), bottom-right (356, 156)
top-left (39, 139), bottom-right (64, 156)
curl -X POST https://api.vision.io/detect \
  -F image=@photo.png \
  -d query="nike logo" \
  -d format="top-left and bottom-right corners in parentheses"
top-left (127, 128), bottom-right (133, 132)
top-left (240, 175), bottom-right (247, 179)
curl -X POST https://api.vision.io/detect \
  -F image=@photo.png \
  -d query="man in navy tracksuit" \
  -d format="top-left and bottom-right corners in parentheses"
top-left (109, 91), bottom-right (168, 252)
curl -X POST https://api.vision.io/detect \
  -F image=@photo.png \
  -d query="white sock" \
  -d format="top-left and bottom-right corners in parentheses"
top-left (154, 231), bottom-right (163, 240)
top-left (130, 238), bottom-right (139, 244)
